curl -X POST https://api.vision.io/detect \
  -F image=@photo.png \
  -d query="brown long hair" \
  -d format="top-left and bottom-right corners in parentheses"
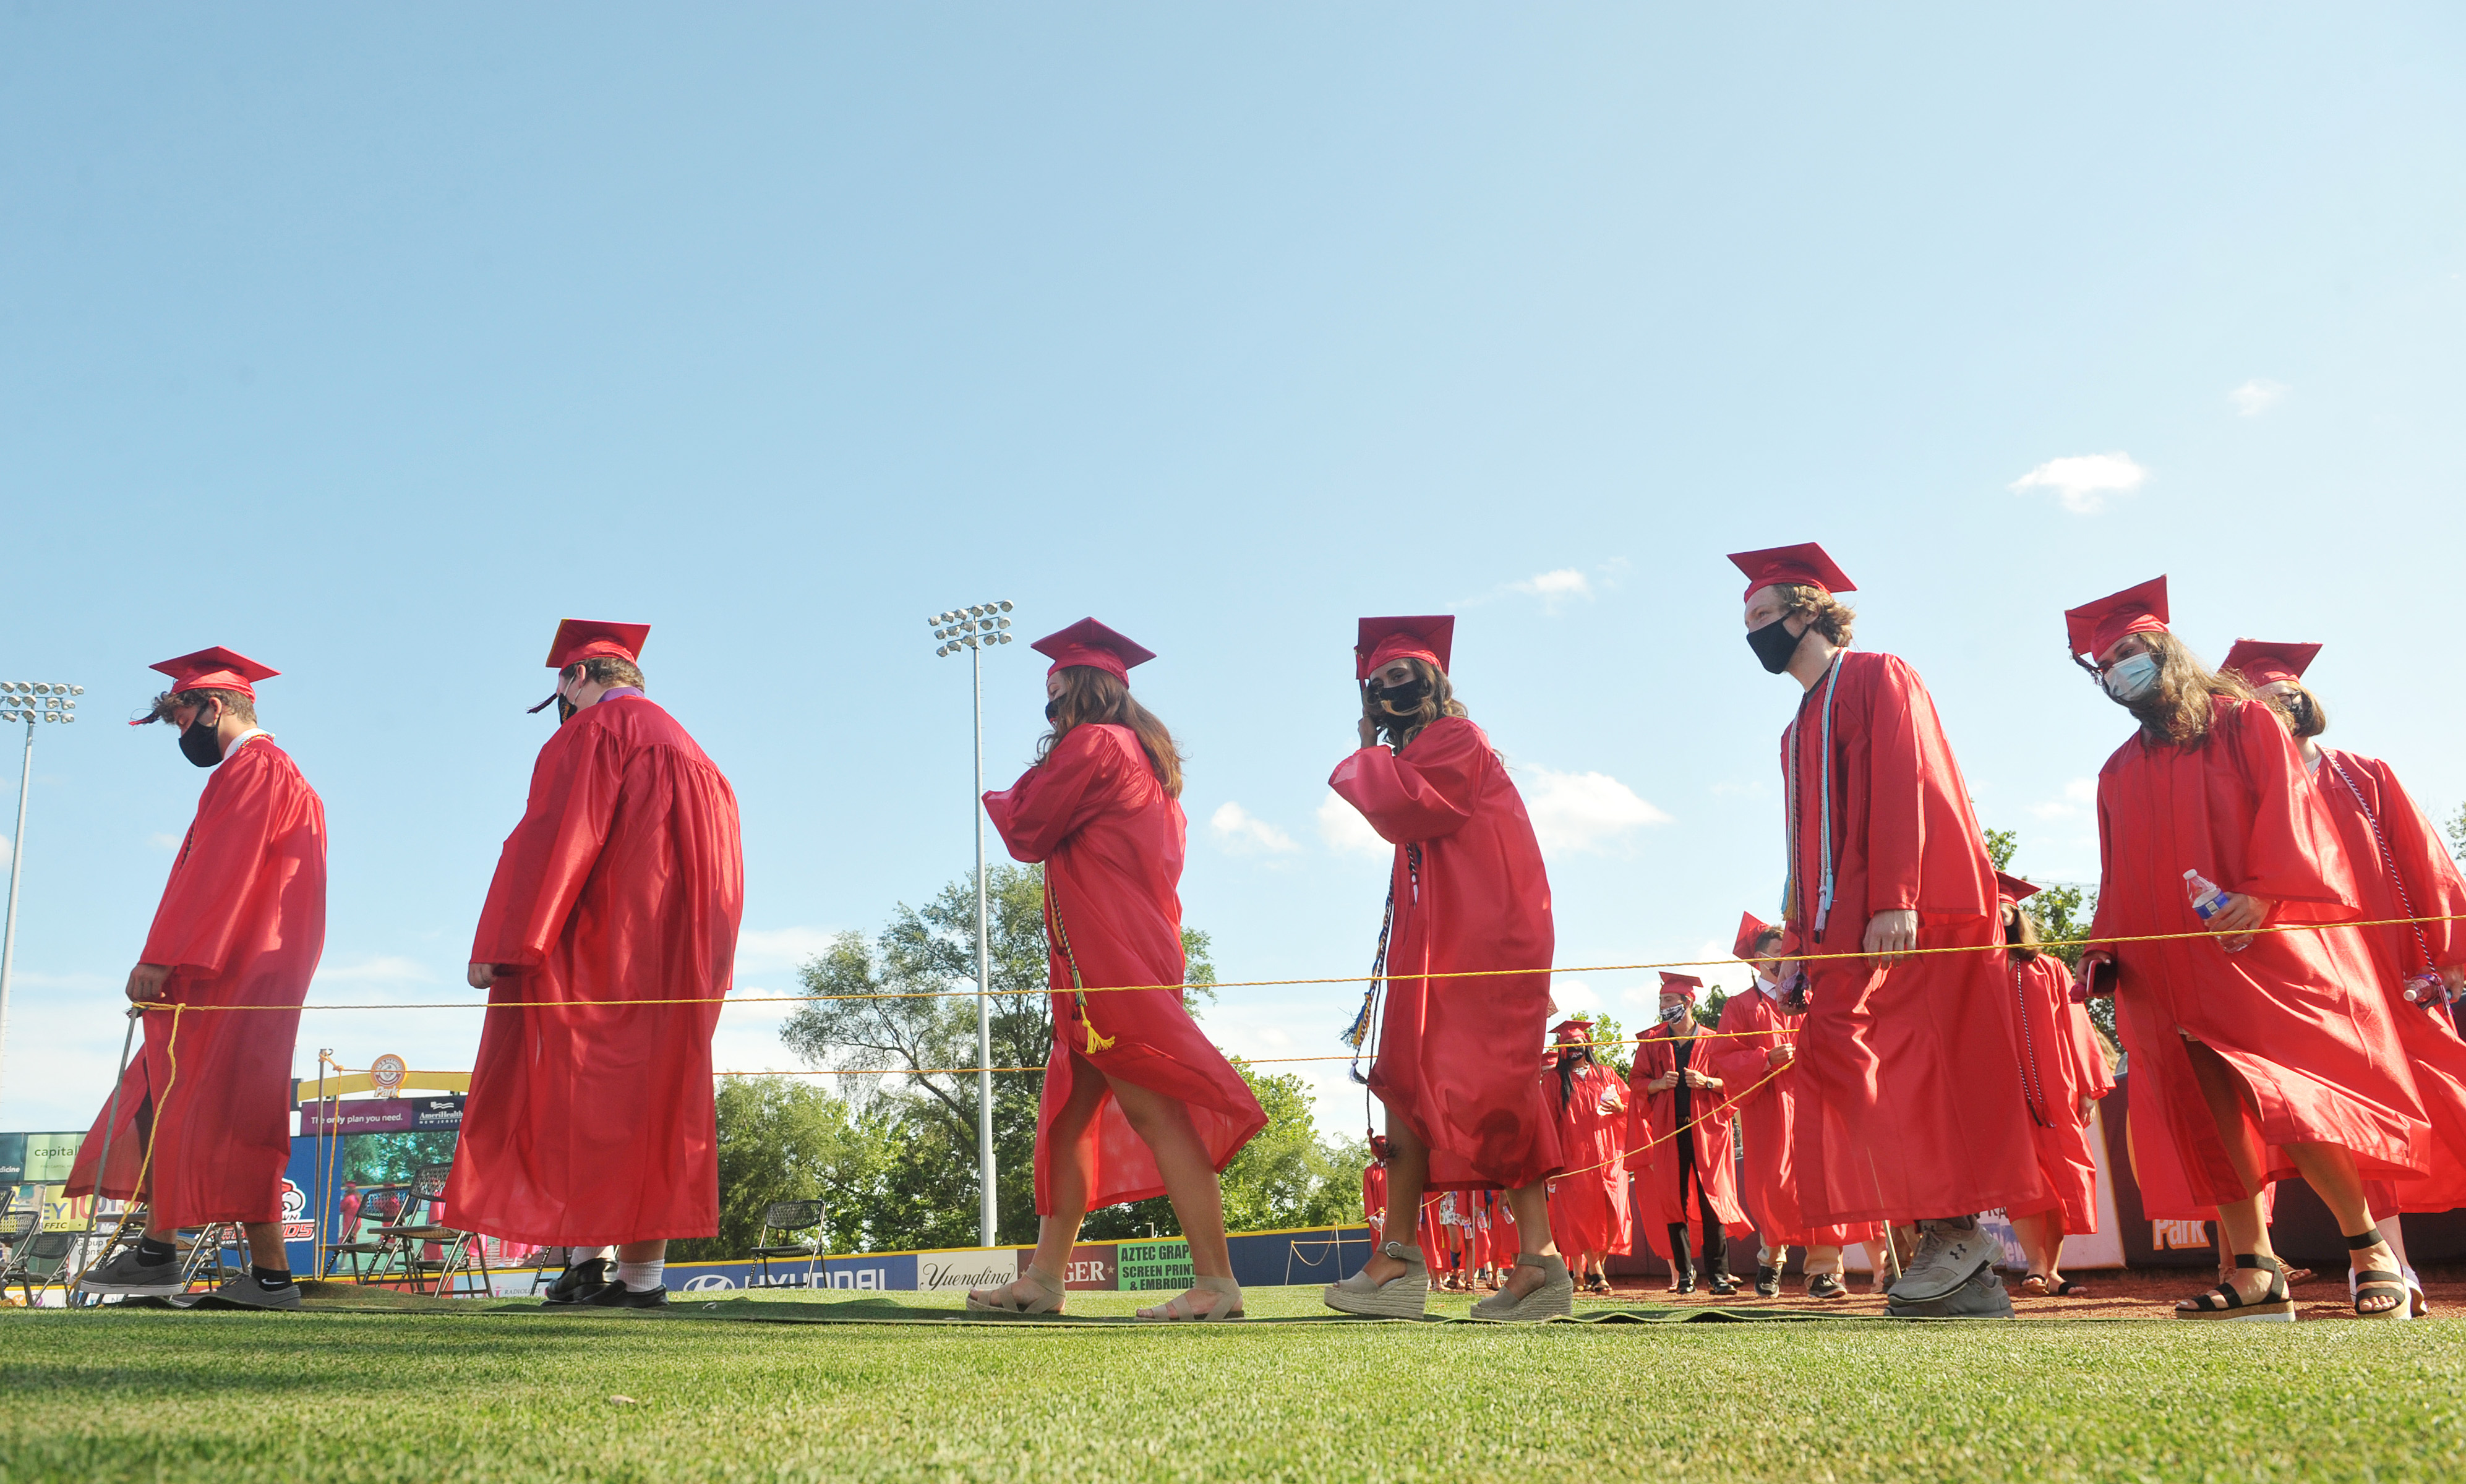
top-left (1038, 666), bottom-right (1184, 798)
top-left (1363, 658), bottom-right (1470, 750)
top-left (2106, 630), bottom-right (2252, 746)
top-left (2003, 900), bottom-right (2042, 965)
top-left (2260, 681), bottom-right (2330, 740)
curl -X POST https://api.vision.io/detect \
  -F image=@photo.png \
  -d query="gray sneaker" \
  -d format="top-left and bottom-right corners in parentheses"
top-left (1886, 1265), bottom-right (2014, 1319)
top-left (1888, 1219), bottom-right (1998, 1304)
top-left (77, 1247), bottom-right (186, 1298)
top-left (193, 1274), bottom-right (302, 1311)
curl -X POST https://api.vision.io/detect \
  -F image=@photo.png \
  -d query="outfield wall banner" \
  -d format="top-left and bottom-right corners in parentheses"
top-left (1061, 1242), bottom-right (1117, 1291)
top-left (1116, 1239), bottom-right (1194, 1292)
top-left (914, 1247), bottom-right (1024, 1293)
top-left (0, 1133), bottom-right (22, 1185)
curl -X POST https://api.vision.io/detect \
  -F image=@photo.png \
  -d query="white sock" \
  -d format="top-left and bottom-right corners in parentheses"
top-left (615, 1258), bottom-right (664, 1293)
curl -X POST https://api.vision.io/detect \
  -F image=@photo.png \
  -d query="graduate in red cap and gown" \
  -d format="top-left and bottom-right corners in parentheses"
top-left (1732, 543), bottom-right (2042, 1316)
top-left (1541, 1018), bottom-right (1630, 1294)
top-left (1705, 913), bottom-right (1880, 1299)
top-left (1323, 615), bottom-right (1572, 1321)
top-left (1992, 873), bottom-right (2114, 1298)
top-left (969, 618), bottom-right (1265, 1321)
top-left (2069, 579), bottom-right (2432, 1320)
top-left (1629, 973), bottom-right (1750, 1295)
top-left (70, 649), bottom-right (327, 1309)
top-left (448, 620), bottom-right (745, 1310)
top-left (2224, 639), bottom-right (2466, 1313)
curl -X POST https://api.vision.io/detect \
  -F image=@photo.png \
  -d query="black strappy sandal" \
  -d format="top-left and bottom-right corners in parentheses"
top-left (2347, 1231), bottom-right (2410, 1321)
top-left (2175, 1253), bottom-right (2295, 1322)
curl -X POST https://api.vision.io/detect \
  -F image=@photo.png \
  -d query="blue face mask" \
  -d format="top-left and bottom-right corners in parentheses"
top-left (2102, 651), bottom-right (2161, 702)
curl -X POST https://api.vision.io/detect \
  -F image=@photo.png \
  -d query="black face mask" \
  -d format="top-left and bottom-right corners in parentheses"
top-left (1745, 616), bottom-right (1804, 675)
top-left (1044, 699), bottom-right (1061, 723)
top-left (1368, 677), bottom-right (1432, 714)
top-left (178, 712), bottom-right (226, 768)
top-left (556, 696), bottom-right (578, 725)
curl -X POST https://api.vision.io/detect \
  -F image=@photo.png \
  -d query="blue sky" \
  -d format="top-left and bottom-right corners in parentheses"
top-left (3, 5), bottom-right (2462, 1135)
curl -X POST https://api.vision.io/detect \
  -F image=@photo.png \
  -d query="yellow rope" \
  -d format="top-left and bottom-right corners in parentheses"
top-left (130, 910), bottom-right (2466, 1015)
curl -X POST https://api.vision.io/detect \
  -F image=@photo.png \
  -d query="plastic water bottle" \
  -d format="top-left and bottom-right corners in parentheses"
top-left (2184, 870), bottom-right (2246, 953)
top-left (2404, 970), bottom-right (2446, 1005)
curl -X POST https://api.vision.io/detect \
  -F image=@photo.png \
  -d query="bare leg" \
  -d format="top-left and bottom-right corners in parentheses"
top-left (2179, 1040), bottom-right (2390, 1306)
top-left (242, 1222), bottom-right (291, 1277)
top-left (2008, 1212), bottom-right (2065, 1286)
top-left (974, 1052), bottom-right (1108, 1307)
top-left (1105, 1075), bottom-right (1235, 1293)
top-left (1497, 1181), bottom-right (1562, 1298)
top-left (614, 1239), bottom-right (666, 1265)
top-left (1356, 1117), bottom-right (1432, 1286)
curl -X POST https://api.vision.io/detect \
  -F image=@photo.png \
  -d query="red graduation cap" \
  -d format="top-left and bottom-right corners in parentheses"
top-left (2063, 576), bottom-right (2169, 660)
top-left (1030, 618), bottom-right (1155, 683)
top-left (148, 647), bottom-right (278, 698)
top-left (1657, 971), bottom-right (1705, 1002)
top-left (1355, 615), bottom-right (1455, 681)
top-left (1732, 911), bottom-right (1782, 962)
top-left (1994, 871), bottom-right (2040, 903)
top-left (544, 619), bottom-right (650, 670)
top-left (1726, 543), bottom-right (1856, 607)
top-left (1550, 1017), bottom-right (1595, 1044)
top-left (2220, 639), bottom-right (2321, 690)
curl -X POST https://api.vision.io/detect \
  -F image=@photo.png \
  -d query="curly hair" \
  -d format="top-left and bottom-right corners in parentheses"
top-left (140, 688), bottom-right (257, 727)
top-left (1771, 582), bottom-right (1856, 646)
top-left (1363, 657), bottom-right (1470, 751)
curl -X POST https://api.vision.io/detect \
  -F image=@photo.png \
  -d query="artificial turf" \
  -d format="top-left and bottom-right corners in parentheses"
top-left (2, 1284), bottom-right (2460, 1482)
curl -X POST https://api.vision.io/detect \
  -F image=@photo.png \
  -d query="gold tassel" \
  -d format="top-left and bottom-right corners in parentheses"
top-left (1078, 994), bottom-right (1115, 1055)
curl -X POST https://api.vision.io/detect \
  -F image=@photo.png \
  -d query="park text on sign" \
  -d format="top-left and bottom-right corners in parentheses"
top-left (1116, 1239), bottom-right (1194, 1292)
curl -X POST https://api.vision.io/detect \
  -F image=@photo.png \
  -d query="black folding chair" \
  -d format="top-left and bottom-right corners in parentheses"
top-left (7, 1230), bottom-right (81, 1307)
top-left (370, 1164), bottom-right (492, 1297)
top-left (324, 1183), bottom-right (407, 1284)
top-left (748, 1201), bottom-right (826, 1289)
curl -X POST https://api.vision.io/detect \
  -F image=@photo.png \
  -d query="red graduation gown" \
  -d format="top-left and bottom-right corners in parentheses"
top-left (2094, 699), bottom-right (2431, 1209)
top-left (1625, 1025), bottom-right (1752, 1258)
top-left (1705, 986), bottom-right (1882, 1249)
top-left (444, 696), bottom-right (744, 1247)
top-left (1330, 717), bottom-right (1562, 1190)
top-left (67, 740), bottom-right (327, 1226)
top-left (2312, 746), bottom-right (2466, 1215)
top-left (985, 723), bottom-right (1265, 1213)
top-left (1778, 650), bottom-right (2044, 1224)
top-left (2001, 953), bottom-right (2113, 1231)
top-left (1541, 1058), bottom-right (1631, 1256)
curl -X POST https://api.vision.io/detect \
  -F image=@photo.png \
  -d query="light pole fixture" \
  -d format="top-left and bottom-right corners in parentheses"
top-left (929, 601), bottom-right (1014, 1248)
top-left (0, 680), bottom-right (84, 1112)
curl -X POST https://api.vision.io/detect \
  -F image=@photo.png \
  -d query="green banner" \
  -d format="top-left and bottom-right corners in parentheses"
top-left (1116, 1239), bottom-right (1194, 1292)
top-left (21, 1132), bottom-right (84, 1183)
top-left (0, 1133), bottom-right (23, 1185)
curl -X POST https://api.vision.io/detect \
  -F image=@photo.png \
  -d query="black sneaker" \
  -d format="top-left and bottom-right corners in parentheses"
top-left (1807, 1272), bottom-right (1848, 1299)
top-left (1753, 1264), bottom-right (1781, 1298)
top-left (542, 1258), bottom-right (614, 1307)
top-left (582, 1281), bottom-right (668, 1311)
top-left (1708, 1273), bottom-right (1739, 1297)
top-left (1676, 1273), bottom-right (1697, 1295)
top-left (77, 1247), bottom-right (186, 1298)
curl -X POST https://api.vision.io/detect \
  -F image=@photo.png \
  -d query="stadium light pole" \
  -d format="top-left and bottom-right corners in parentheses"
top-left (0, 680), bottom-right (84, 1113)
top-left (930, 601), bottom-right (1016, 1247)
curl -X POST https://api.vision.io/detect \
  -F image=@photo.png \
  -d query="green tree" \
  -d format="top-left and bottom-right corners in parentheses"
top-left (2445, 803), bottom-right (2466, 865)
top-left (780, 863), bottom-right (1219, 1247)
top-left (669, 1078), bottom-right (904, 1262)
top-left (336, 1132), bottom-right (456, 1188)
top-left (1081, 1060), bottom-right (1369, 1240)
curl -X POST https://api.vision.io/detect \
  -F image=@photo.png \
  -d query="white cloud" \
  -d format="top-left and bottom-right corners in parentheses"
top-left (148, 833), bottom-right (182, 851)
top-left (1209, 801), bottom-right (1298, 855)
top-left (2009, 452), bottom-right (2149, 514)
top-left (2231, 379), bottom-right (2288, 417)
top-left (1513, 767), bottom-right (1672, 853)
top-left (2026, 777), bottom-right (2099, 821)
top-left (1509, 568), bottom-right (1593, 612)
top-left (1316, 791), bottom-right (1390, 857)
top-left (1553, 979), bottom-right (1601, 1012)
top-left (735, 926), bottom-right (843, 972)
top-left (313, 955), bottom-right (436, 985)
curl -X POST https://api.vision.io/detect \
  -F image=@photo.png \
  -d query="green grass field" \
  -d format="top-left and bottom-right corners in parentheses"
top-left (3, 1284), bottom-right (2461, 1482)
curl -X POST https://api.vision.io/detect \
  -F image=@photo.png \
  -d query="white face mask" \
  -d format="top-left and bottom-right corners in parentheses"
top-left (1658, 1001), bottom-right (1689, 1026)
top-left (2102, 651), bottom-right (2161, 702)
